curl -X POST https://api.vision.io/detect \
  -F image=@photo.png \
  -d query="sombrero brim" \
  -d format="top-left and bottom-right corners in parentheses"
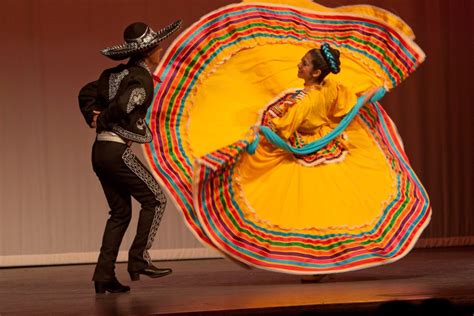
top-left (101, 20), bottom-right (182, 60)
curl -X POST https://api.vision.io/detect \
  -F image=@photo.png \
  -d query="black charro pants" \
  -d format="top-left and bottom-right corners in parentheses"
top-left (91, 140), bottom-right (167, 282)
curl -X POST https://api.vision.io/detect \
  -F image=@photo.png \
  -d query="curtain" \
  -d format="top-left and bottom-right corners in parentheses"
top-left (0, 0), bottom-right (472, 267)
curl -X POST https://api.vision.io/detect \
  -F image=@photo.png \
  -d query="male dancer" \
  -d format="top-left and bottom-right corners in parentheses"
top-left (79, 21), bottom-right (181, 294)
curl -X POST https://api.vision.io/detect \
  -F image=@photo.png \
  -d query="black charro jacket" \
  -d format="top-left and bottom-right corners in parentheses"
top-left (79, 61), bottom-right (154, 143)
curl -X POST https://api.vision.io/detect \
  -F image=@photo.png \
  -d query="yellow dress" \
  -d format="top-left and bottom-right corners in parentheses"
top-left (146, 0), bottom-right (431, 274)
top-left (238, 79), bottom-right (396, 234)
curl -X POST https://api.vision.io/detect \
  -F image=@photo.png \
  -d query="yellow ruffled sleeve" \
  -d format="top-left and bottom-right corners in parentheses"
top-left (330, 82), bottom-right (358, 118)
top-left (271, 92), bottom-right (316, 139)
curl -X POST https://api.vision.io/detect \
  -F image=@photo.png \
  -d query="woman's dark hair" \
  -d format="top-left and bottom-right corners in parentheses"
top-left (308, 43), bottom-right (341, 83)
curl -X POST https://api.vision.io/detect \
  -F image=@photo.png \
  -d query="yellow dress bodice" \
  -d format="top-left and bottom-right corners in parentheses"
top-left (272, 78), bottom-right (357, 142)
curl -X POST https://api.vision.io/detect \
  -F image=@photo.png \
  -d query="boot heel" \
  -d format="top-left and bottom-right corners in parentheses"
top-left (129, 272), bottom-right (140, 281)
top-left (95, 283), bottom-right (106, 294)
top-left (94, 279), bottom-right (130, 294)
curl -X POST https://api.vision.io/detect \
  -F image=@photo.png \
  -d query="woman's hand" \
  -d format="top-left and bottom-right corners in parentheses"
top-left (248, 126), bottom-right (259, 140)
top-left (362, 87), bottom-right (385, 104)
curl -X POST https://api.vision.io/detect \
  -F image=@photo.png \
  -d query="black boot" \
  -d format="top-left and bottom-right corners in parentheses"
top-left (129, 264), bottom-right (172, 281)
top-left (94, 277), bottom-right (131, 294)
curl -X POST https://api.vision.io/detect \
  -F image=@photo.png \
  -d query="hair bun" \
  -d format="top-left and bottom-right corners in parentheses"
top-left (320, 43), bottom-right (341, 74)
top-left (330, 47), bottom-right (340, 60)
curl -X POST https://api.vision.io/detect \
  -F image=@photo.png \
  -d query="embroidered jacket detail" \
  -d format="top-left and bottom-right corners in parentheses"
top-left (136, 118), bottom-right (146, 130)
top-left (135, 59), bottom-right (152, 75)
top-left (108, 69), bottom-right (129, 100)
top-left (126, 88), bottom-right (146, 113)
top-left (112, 123), bottom-right (152, 143)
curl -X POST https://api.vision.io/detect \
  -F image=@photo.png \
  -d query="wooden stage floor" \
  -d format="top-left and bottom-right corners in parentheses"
top-left (0, 247), bottom-right (473, 315)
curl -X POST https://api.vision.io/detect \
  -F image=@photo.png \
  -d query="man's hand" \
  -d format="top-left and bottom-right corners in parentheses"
top-left (91, 110), bottom-right (101, 128)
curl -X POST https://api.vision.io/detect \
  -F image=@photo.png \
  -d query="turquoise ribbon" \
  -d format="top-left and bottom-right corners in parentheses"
top-left (247, 88), bottom-right (386, 154)
top-left (246, 130), bottom-right (260, 154)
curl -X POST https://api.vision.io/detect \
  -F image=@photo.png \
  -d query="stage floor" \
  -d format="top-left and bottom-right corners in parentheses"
top-left (0, 247), bottom-right (473, 315)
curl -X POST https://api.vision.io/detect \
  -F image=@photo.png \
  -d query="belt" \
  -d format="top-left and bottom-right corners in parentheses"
top-left (96, 131), bottom-right (132, 146)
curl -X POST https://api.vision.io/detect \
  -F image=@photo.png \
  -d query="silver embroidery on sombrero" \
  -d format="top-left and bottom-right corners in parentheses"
top-left (109, 69), bottom-right (129, 100)
top-left (122, 147), bottom-right (167, 264)
top-left (101, 20), bottom-right (182, 60)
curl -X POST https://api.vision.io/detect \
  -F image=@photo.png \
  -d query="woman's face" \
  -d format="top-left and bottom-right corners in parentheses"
top-left (297, 52), bottom-right (320, 82)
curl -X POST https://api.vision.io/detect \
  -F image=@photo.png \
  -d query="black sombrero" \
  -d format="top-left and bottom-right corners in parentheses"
top-left (101, 20), bottom-right (182, 60)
